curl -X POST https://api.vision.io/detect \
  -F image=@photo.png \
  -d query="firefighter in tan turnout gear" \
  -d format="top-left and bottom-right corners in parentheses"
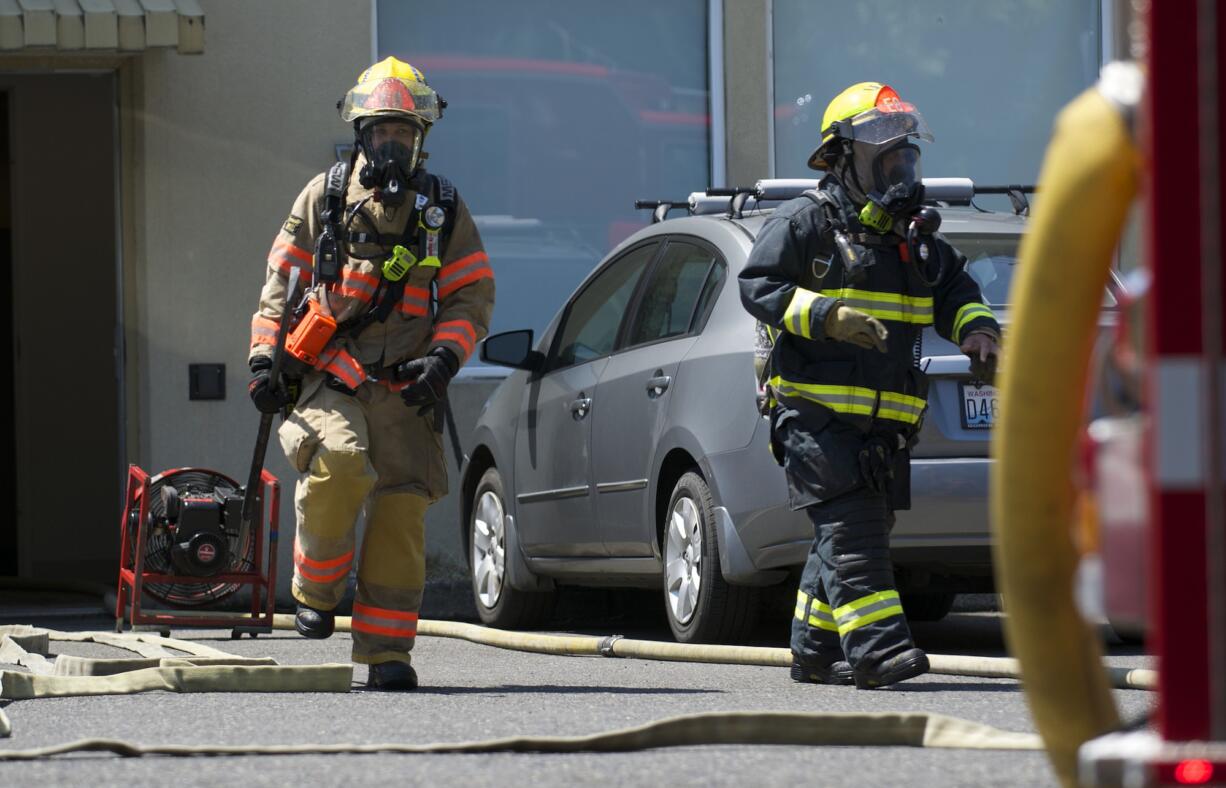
top-left (247, 57), bottom-right (494, 690)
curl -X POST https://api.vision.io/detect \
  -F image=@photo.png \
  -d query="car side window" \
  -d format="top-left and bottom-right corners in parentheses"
top-left (625, 241), bottom-right (721, 347)
top-left (690, 258), bottom-right (727, 334)
top-left (551, 242), bottom-right (658, 370)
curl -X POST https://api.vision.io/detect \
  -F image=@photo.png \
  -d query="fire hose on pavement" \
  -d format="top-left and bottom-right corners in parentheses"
top-left (0, 617), bottom-right (1152, 761)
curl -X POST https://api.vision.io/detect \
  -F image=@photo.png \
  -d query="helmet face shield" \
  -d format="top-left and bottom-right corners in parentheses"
top-left (340, 76), bottom-right (442, 125)
top-left (844, 107), bottom-right (934, 147)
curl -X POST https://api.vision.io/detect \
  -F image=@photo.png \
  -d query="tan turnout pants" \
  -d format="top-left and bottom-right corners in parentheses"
top-left (277, 373), bottom-right (447, 666)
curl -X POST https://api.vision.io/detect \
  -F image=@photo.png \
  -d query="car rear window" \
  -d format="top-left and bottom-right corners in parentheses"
top-left (946, 233), bottom-right (1018, 307)
top-left (949, 232), bottom-right (1117, 308)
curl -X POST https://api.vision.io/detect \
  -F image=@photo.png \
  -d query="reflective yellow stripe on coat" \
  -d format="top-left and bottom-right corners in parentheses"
top-left (819, 288), bottom-right (934, 325)
top-left (783, 288), bottom-right (822, 339)
top-left (769, 376), bottom-right (926, 426)
top-left (953, 301), bottom-right (996, 342)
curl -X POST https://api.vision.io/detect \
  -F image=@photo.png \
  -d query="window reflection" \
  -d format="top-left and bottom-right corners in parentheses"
top-left (378, 1), bottom-right (711, 346)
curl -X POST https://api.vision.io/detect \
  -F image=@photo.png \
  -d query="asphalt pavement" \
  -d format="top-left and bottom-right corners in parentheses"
top-left (0, 592), bottom-right (1153, 788)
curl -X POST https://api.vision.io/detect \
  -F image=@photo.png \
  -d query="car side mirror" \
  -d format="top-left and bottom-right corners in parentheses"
top-left (480, 329), bottom-right (544, 372)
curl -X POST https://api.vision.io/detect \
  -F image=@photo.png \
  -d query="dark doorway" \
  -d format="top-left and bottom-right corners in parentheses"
top-left (7, 74), bottom-right (119, 583)
top-left (0, 91), bottom-right (12, 578)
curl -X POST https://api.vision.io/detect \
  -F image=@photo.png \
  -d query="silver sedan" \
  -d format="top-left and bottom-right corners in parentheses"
top-left (460, 183), bottom-right (1023, 643)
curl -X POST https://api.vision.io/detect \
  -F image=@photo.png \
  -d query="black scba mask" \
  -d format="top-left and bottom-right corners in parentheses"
top-left (856, 142), bottom-right (925, 233)
top-left (358, 124), bottom-right (423, 208)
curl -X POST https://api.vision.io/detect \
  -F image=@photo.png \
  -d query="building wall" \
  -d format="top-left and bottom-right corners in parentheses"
top-left (722, 0), bottom-right (771, 184)
top-left (131, 0), bottom-right (377, 603)
top-left (0, 0), bottom-right (1114, 606)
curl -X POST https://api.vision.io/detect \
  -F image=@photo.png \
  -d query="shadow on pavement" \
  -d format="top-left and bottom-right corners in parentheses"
top-left (390, 684), bottom-right (723, 696)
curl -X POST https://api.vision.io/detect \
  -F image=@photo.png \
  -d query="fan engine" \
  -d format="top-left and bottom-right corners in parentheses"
top-left (116, 465), bottom-right (279, 636)
top-left (131, 468), bottom-right (254, 607)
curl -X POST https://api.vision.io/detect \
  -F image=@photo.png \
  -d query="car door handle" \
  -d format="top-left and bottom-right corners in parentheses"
top-left (569, 394), bottom-right (592, 420)
top-left (646, 375), bottom-right (672, 397)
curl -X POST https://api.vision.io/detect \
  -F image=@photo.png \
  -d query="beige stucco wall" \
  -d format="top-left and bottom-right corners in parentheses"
top-left (126, 1), bottom-right (506, 611)
top-left (130, 1), bottom-right (376, 604)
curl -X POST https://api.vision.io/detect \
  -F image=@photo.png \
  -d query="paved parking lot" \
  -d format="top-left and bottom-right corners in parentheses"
top-left (0, 591), bottom-right (1152, 788)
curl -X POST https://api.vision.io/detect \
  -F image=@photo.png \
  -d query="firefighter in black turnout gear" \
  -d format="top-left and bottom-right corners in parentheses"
top-left (739, 82), bottom-right (1001, 689)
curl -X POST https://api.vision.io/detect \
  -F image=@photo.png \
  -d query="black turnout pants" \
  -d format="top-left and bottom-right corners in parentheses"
top-left (790, 487), bottom-right (917, 671)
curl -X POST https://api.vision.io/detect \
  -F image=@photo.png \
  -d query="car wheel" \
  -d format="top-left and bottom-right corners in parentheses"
top-left (662, 471), bottom-right (759, 644)
top-left (470, 467), bottom-right (555, 629)
top-left (901, 591), bottom-right (957, 622)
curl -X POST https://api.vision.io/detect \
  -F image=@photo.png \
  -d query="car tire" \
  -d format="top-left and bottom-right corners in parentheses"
top-left (470, 467), bottom-right (555, 629)
top-left (662, 471), bottom-right (759, 644)
top-left (901, 591), bottom-right (957, 622)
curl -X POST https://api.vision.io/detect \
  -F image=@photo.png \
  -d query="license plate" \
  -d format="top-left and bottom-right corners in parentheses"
top-left (959, 383), bottom-right (999, 430)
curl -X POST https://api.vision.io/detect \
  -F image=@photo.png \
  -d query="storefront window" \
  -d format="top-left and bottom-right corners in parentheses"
top-left (772, 1), bottom-right (1101, 208)
top-left (377, 1), bottom-right (710, 341)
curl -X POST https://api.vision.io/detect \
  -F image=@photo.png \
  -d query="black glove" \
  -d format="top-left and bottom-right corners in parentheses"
top-left (247, 356), bottom-right (293, 414)
top-left (396, 347), bottom-right (459, 415)
top-left (858, 435), bottom-right (895, 494)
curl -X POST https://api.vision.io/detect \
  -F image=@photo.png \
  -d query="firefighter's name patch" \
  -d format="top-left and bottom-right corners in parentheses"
top-left (282, 215), bottom-right (304, 235)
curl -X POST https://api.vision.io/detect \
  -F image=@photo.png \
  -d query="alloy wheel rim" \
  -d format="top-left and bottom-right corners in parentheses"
top-left (664, 495), bottom-right (703, 625)
top-left (472, 490), bottom-right (506, 609)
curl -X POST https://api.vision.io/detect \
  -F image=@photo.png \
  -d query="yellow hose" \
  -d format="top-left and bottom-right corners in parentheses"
top-left (269, 615), bottom-right (1156, 690)
top-left (991, 86), bottom-right (1141, 785)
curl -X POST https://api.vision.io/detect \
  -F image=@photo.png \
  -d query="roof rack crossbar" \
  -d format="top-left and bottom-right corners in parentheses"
top-left (634, 199), bottom-right (690, 224)
top-left (639, 179), bottom-right (1038, 221)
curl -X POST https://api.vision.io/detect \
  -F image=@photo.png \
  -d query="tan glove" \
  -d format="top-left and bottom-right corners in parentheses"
top-left (825, 304), bottom-right (889, 352)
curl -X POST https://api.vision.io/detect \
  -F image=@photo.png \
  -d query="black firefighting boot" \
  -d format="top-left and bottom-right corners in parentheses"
top-left (790, 658), bottom-right (855, 686)
top-left (852, 647), bottom-right (930, 689)
top-left (366, 661), bottom-right (418, 691)
top-left (294, 602), bottom-right (335, 640)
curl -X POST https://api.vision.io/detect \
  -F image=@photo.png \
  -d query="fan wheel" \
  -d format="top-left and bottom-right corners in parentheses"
top-left (133, 468), bottom-right (256, 608)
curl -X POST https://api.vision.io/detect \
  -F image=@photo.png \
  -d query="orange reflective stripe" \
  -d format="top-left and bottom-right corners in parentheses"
top-left (377, 378), bottom-right (413, 393)
top-left (269, 240), bottom-right (313, 275)
top-left (250, 315), bottom-right (279, 346)
top-left (399, 287), bottom-right (430, 317)
top-left (317, 347), bottom-right (366, 389)
top-left (293, 545), bottom-right (352, 585)
top-left (294, 541), bottom-right (354, 571)
top-left (438, 251), bottom-right (489, 282)
top-left (352, 602), bottom-right (418, 638)
top-left (351, 620), bottom-right (418, 639)
top-left (353, 602), bottom-right (418, 622)
top-left (398, 302), bottom-right (429, 318)
top-left (433, 320), bottom-right (477, 357)
top-left (437, 252), bottom-right (492, 298)
top-left (296, 564), bottom-right (349, 584)
top-left (336, 269), bottom-right (379, 303)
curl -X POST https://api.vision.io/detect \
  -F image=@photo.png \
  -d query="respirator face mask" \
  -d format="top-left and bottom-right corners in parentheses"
top-left (358, 120), bottom-right (423, 207)
top-left (853, 140), bottom-right (926, 233)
